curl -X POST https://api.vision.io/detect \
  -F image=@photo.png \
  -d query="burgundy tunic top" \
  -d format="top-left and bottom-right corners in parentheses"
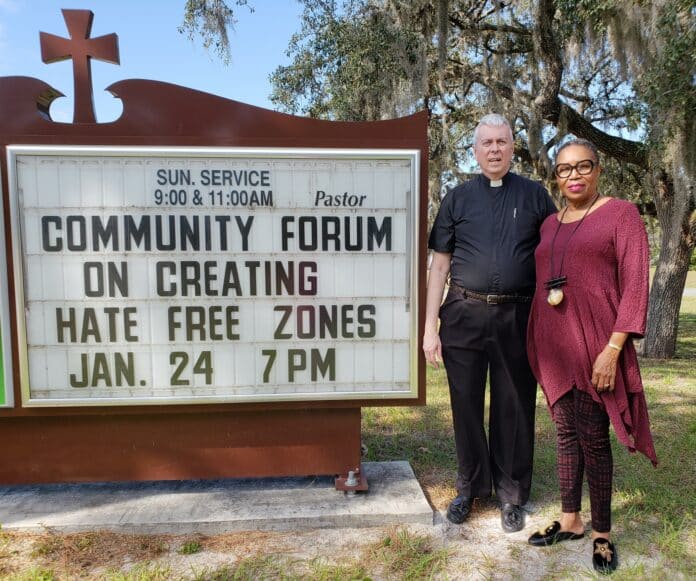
top-left (527, 198), bottom-right (657, 465)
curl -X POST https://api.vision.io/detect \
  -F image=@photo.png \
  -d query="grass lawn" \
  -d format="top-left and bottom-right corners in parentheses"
top-left (362, 294), bottom-right (696, 578)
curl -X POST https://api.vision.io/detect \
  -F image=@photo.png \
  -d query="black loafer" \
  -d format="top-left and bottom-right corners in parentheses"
top-left (593, 538), bottom-right (618, 574)
top-left (501, 502), bottom-right (525, 532)
top-left (528, 521), bottom-right (585, 546)
top-left (446, 494), bottom-right (472, 524)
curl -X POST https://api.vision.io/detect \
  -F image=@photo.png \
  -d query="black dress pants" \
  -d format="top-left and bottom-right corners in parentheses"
top-left (439, 290), bottom-right (537, 506)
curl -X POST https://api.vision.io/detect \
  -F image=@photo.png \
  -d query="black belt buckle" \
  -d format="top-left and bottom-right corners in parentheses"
top-left (486, 294), bottom-right (499, 305)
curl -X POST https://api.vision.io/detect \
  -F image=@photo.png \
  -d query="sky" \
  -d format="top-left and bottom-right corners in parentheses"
top-left (0, 0), bottom-right (304, 122)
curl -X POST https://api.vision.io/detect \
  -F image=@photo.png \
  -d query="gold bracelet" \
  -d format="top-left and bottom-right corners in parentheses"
top-left (607, 342), bottom-right (622, 351)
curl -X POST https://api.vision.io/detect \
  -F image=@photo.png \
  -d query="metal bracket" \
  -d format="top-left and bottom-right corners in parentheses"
top-left (335, 464), bottom-right (368, 493)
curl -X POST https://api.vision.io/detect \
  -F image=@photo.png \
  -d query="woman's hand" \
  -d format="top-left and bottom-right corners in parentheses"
top-left (592, 346), bottom-right (620, 393)
top-left (423, 329), bottom-right (443, 369)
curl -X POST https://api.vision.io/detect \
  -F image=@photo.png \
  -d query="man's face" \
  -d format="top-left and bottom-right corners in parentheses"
top-left (474, 124), bottom-right (514, 180)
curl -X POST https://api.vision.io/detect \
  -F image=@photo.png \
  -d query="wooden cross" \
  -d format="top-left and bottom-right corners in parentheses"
top-left (40, 9), bottom-right (120, 124)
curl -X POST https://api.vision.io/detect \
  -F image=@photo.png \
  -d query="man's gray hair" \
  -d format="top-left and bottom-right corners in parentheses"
top-left (474, 113), bottom-right (513, 144)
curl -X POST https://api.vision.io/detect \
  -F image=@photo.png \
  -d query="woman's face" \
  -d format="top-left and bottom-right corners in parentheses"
top-left (554, 144), bottom-right (600, 206)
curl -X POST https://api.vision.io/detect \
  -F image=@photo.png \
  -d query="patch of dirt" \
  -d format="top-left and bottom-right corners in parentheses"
top-left (0, 504), bottom-right (645, 579)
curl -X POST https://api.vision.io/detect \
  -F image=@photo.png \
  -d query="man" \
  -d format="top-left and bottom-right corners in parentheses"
top-left (423, 113), bottom-right (556, 532)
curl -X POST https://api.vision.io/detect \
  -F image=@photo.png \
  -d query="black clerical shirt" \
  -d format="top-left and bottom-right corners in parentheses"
top-left (429, 172), bottom-right (556, 295)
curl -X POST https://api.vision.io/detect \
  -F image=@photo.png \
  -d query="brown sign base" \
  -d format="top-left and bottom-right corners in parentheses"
top-left (0, 408), bottom-right (361, 484)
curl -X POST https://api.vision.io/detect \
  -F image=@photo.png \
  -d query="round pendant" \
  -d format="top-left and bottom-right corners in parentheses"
top-left (547, 288), bottom-right (564, 306)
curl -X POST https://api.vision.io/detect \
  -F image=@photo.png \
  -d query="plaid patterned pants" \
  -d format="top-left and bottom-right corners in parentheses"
top-left (552, 388), bottom-right (612, 532)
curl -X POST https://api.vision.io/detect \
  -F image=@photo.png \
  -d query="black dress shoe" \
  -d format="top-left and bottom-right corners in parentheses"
top-left (528, 521), bottom-right (585, 546)
top-left (446, 494), bottom-right (472, 524)
top-left (593, 538), bottom-right (618, 574)
top-left (500, 502), bottom-right (525, 533)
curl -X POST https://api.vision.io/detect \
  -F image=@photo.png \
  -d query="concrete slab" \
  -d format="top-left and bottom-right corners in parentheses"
top-left (0, 461), bottom-right (433, 534)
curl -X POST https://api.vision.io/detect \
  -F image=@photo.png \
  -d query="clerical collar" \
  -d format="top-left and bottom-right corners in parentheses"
top-left (479, 172), bottom-right (510, 189)
top-left (481, 173), bottom-right (508, 188)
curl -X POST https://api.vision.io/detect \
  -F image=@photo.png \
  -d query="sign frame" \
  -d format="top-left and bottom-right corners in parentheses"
top-left (0, 173), bottom-right (13, 408)
top-left (8, 144), bottom-right (421, 407)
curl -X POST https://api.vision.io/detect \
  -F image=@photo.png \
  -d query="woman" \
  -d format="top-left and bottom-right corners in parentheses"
top-left (526, 139), bottom-right (657, 574)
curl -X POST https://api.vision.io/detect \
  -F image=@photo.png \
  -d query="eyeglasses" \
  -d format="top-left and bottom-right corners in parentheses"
top-left (554, 159), bottom-right (595, 179)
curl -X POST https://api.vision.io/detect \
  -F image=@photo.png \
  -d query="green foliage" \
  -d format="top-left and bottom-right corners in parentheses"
top-left (201, 554), bottom-right (297, 580)
top-left (305, 558), bottom-right (371, 580)
top-left (104, 563), bottom-right (175, 580)
top-left (369, 527), bottom-right (450, 580)
top-left (179, 0), bottom-right (253, 63)
top-left (195, 554), bottom-right (370, 580)
top-left (641, 2), bottom-right (696, 116)
top-left (5, 569), bottom-right (56, 581)
top-left (177, 539), bottom-right (202, 555)
top-left (270, 1), bottom-right (424, 121)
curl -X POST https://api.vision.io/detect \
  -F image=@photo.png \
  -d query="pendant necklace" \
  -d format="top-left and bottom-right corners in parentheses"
top-left (545, 193), bottom-right (600, 306)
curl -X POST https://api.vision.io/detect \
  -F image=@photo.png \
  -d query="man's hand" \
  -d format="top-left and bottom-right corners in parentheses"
top-left (423, 330), bottom-right (443, 369)
top-left (423, 251), bottom-right (451, 370)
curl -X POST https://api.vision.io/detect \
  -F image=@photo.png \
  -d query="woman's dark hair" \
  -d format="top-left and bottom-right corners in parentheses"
top-left (555, 138), bottom-right (600, 164)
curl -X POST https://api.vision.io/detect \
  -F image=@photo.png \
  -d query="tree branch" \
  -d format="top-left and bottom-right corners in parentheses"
top-left (449, 14), bottom-right (530, 36)
top-left (553, 101), bottom-right (648, 166)
top-left (529, 0), bottom-right (647, 167)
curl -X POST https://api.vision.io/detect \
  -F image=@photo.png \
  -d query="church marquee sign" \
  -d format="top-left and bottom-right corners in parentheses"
top-left (9, 145), bottom-right (420, 406)
top-left (0, 7), bottom-right (427, 484)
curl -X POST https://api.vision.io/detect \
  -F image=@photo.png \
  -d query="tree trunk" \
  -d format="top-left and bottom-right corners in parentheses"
top-left (642, 171), bottom-right (695, 358)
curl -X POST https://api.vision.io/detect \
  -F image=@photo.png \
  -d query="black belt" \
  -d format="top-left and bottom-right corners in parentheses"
top-left (450, 283), bottom-right (532, 304)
